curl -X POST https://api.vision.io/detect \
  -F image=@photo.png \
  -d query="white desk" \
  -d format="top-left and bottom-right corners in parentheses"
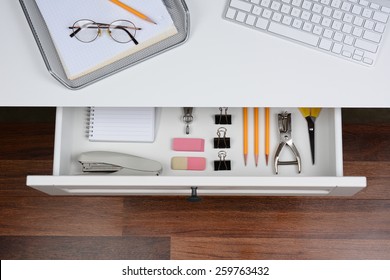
top-left (1, 0), bottom-right (390, 107)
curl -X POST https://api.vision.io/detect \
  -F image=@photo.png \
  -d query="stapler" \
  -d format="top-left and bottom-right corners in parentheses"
top-left (78, 151), bottom-right (163, 176)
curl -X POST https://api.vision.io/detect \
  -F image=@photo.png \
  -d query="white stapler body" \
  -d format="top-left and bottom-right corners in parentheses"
top-left (78, 151), bottom-right (162, 176)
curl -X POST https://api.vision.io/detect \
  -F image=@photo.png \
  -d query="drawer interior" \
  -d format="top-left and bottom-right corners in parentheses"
top-left (53, 107), bottom-right (343, 178)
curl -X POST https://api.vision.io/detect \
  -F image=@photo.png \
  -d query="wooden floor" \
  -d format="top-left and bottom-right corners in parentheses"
top-left (0, 109), bottom-right (389, 260)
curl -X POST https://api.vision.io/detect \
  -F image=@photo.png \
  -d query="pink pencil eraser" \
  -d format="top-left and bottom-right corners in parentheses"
top-left (171, 157), bottom-right (206, 171)
top-left (172, 138), bottom-right (205, 152)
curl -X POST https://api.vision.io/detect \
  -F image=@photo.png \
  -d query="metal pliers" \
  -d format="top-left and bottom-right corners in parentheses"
top-left (274, 112), bottom-right (302, 174)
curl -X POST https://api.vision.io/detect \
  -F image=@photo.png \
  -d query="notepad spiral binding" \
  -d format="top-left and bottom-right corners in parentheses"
top-left (19, 0), bottom-right (190, 90)
top-left (86, 107), bottom-right (95, 138)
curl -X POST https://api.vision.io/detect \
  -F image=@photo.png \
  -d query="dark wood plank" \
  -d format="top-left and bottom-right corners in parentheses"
top-left (342, 123), bottom-right (390, 162)
top-left (0, 197), bottom-right (124, 236)
top-left (0, 160), bottom-right (53, 196)
top-left (0, 236), bottom-right (169, 260)
top-left (171, 237), bottom-right (390, 259)
top-left (123, 197), bottom-right (390, 239)
top-left (0, 123), bottom-right (55, 160)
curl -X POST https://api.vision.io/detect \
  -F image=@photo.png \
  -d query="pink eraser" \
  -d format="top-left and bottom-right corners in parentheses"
top-left (172, 138), bottom-right (205, 152)
top-left (171, 157), bottom-right (206, 170)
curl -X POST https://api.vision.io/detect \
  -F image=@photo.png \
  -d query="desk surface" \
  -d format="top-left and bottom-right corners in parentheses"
top-left (1, 0), bottom-right (390, 107)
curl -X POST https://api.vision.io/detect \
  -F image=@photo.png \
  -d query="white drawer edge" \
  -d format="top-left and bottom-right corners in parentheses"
top-left (27, 175), bottom-right (366, 196)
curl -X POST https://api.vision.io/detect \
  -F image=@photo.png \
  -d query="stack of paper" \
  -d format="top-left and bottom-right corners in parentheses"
top-left (35, 0), bottom-right (178, 80)
top-left (88, 107), bottom-right (156, 142)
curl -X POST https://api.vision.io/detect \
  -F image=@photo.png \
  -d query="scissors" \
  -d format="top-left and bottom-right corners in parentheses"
top-left (299, 108), bottom-right (321, 164)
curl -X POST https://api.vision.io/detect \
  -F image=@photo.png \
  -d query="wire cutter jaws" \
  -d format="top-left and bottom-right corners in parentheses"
top-left (274, 112), bottom-right (302, 174)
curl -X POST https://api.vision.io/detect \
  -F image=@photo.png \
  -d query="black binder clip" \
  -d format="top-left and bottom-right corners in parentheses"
top-left (215, 107), bottom-right (232, 125)
top-left (214, 151), bottom-right (231, 171)
top-left (214, 127), bottom-right (230, 149)
top-left (183, 107), bottom-right (193, 135)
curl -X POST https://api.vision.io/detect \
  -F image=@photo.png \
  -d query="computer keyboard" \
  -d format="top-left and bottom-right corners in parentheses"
top-left (223, 0), bottom-right (390, 66)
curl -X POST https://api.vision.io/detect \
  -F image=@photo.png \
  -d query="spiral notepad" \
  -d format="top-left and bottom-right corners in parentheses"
top-left (88, 107), bottom-right (155, 142)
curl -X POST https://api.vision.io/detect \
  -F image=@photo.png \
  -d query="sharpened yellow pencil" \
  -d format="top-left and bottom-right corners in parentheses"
top-left (109, 0), bottom-right (157, 25)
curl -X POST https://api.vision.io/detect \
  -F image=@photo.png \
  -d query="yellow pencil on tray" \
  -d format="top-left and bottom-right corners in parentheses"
top-left (109, 0), bottom-right (157, 25)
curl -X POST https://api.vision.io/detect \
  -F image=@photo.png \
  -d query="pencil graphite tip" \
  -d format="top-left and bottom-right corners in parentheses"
top-left (265, 155), bottom-right (269, 166)
top-left (244, 154), bottom-right (248, 166)
top-left (255, 155), bottom-right (259, 167)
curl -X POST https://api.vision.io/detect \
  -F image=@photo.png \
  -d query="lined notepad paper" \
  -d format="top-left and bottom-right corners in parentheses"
top-left (35, 0), bottom-right (178, 80)
top-left (88, 107), bottom-right (155, 142)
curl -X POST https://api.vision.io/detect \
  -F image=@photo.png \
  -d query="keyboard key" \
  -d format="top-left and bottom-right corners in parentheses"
top-left (268, 21), bottom-right (320, 46)
top-left (373, 11), bottom-right (389, 23)
top-left (331, 20), bottom-right (342, 30)
top-left (352, 5), bottom-right (362, 15)
top-left (353, 16), bottom-right (364, 26)
top-left (342, 24), bottom-right (353, 33)
top-left (355, 38), bottom-right (378, 52)
top-left (263, 9), bottom-right (273, 18)
top-left (251, 0), bottom-right (261, 4)
top-left (271, 1), bottom-right (281, 10)
top-left (313, 4), bottom-right (322, 13)
top-left (343, 13), bottom-right (354, 23)
top-left (344, 35), bottom-right (354, 45)
top-left (303, 21), bottom-right (313, 31)
top-left (312, 14), bottom-right (322, 23)
top-left (291, 7), bottom-right (301, 17)
top-left (313, 25), bottom-right (324, 35)
top-left (370, 3), bottom-right (379, 10)
top-left (231, 0), bottom-right (253, 12)
top-left (353, 54), bottom-right (363, 60)
top-left (253, 6), bottom-right (263, 15)
top-left (302, 0), bottom-right (312, 10)
top-left (281, 4), bottom-right (291, 14)
top-left (333, 31), bottom-right (344, 41)
top-left (333, 10), bottom-right (343, 20)
top-left (354, 49), bottom-right (364, 56)
top-left (352, 27), bottom-right (363, 37)
top-left (272, 12), bottom-right (283, 22)
top-left (292, 18), bottom-right (303, 28)
top-left (319, 38), bottom-right (333, 50)
top-left (332, 43), bottom-right (343, 53)
top-left (374, 23), bottom-right (385, 33)
top-left (226, 8), bottom-right (237, 19)
top-left (363, 57), bottom-right (373, 64)
top-left (363, 30), bottom-right (382, 42)
top-left (342, 50), bottom-right (352, 57)
top-left (323, 7), bottom-right (333, 17)
top-left (321, 17), bottom-right (332, 27)
top-left (362, 8), bottom-right (373, 18)
top-left (255, 17), bottom-right (269, 29)
top-left (364, 20), bottom-right (375, 29)
top-left (261, 0), bottom-right (271, 7)
top-left (331, 0), bottom-right (342, 8)
top-left (359, 0), bottom-right (369, 7)
top-left (246, 14), bottom-right (257, 25)
top-left (236, 11), bottom-right (247, 22)
top-left (323, 28), bottom-right (334, 38)
top-left (301, 11), bottom-right (311, 21)
top-left (292, 0), bottom-right (302, 6)
top-left (282, 15), bottom-right (293, 25)
top-left (341, 2), bottom-right (352, 11)
top-left (382, 6), bottom-right (390, 14)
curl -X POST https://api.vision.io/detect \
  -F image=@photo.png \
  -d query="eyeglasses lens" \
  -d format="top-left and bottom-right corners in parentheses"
top-left (109, 20), bottom-right (137, 43)
top-left (73, 20), bottom-right (98, 43)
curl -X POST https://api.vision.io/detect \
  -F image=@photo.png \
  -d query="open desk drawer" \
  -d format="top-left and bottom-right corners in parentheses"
top-left (27, 107), bottom-right (366, 196)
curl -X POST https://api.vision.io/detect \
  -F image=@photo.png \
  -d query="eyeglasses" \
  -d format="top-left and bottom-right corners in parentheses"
top-left (69, 19), bottom-right (141, 44)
